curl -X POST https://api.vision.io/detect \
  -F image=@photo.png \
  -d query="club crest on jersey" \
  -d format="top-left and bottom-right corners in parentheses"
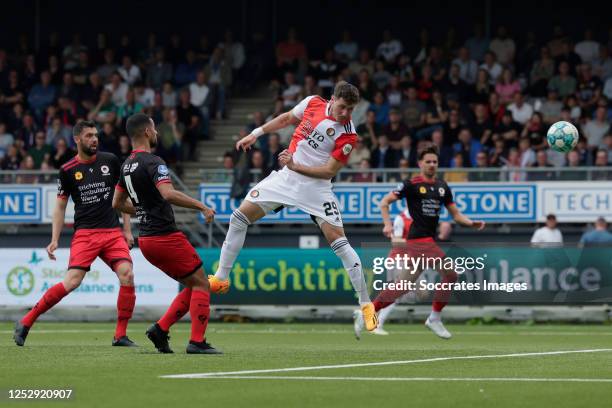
top-left (158, 165), bottom-right (169, 176)
top-left (326, 128), bottom-right (335, 137)
top-left (342, 144), bottom-right (353, 155)
top-left (75, 171), bottom-right (83, 181)
top-left (439, 187), bottom-right (445, 196)
top-left (101, 165), bottom-right (110, 175)
top-left (250, 190), bottom-right (259, 198)
top-left (419, 186), bottom-right (427, 194)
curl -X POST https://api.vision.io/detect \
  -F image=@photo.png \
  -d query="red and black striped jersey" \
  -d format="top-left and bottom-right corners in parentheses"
top-left (57, 152), bottom-right (121, 230)
top-left (116, 150), bottom-right (178, 237)
top-left (392, 175), bottom-right (454, 239)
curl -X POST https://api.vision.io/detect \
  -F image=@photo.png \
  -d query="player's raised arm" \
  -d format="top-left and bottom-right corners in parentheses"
top-left (236, 111), bottom-right (300, 152)
top-left (156, 182), bottom-right (215, 223)
top-left (446, 203), bottom-right (486, 230)
top-left (379, 191), bottom-right (401, 238)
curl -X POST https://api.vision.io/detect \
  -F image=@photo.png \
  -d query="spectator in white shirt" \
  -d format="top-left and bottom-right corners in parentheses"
top-left (574, 29), bottom-right (600, 64)
top-left (489, 26), bottom-right (516, 66)
top-left (189, 70), bottom-right (211, 122)
top-left (480, 51), bottom-right (503, 85)
top-left (134, 81), bottom-right (155, 108)
top-left (334, 30), bottom-right (359, 62)
top-left (592, 46), bottom-right (612, 81)
top-left (118, 55), bottom-right (141, 85)
top-left (507, 93), bottom-right (534, 125)
top-left (452, 47), bottom-right (478, 84)
top-left (531, 214), bottom-right (563, 246)
top-left (280, 71), bottom-right (302, 109)
top-left (604, 76), bottom-right (612, 100)
top-left (376, 30), bottom-right (403, 63)
top-left (219, 30), bottom-right (245, 72)
top-left (104, 72), bottom-right (128, 107)
top-left (582, 106), bottom-right (610, 149)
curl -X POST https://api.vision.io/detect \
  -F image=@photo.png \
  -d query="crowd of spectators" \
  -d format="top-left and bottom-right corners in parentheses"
top-left (0, 31), bottom-right (246, 176)
top-left (237, 25), bottom-right (612, 182)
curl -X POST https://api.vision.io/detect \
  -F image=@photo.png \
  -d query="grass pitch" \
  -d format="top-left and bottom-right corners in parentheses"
top-left (1, 322), bottom-right (611, 407)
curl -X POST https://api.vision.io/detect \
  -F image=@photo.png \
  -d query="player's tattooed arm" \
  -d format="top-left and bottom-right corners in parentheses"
top-left (46, 197), bottom-right (68, 260)
top-left (379, 192), bottom-right (400, 238)
top-left (446, 203), bottom-right (486, 230)
top-left (236, 112), bottom-right (300, 151)
top-left (156, 182), bottom-right (215, 223)
top-left (278, 150), bottom-right (343, 180)
top-left (112, 189), bottom-right (136, 215)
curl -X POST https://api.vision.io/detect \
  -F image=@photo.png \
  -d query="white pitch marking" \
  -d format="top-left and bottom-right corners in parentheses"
top-left (186, 375), bottom-right (612, 383)
top-left (2, 328), bottom-right (611, 336)
top-left (160, 349), bottom-right (612, 379)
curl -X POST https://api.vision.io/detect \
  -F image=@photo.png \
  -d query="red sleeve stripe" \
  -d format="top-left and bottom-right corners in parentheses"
top-left (155, 179), bottom-right (172, 187)
top-left (61, 157), bottom-right (77, 170)
top-left (115, 184), bottom-right (126, 192)
top-left (62, 161), bottom-right (80, 171)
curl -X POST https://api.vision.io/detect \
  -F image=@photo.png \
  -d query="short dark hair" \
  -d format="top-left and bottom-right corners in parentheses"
top-left (73, 120), bottom-right (97, 137)
top-left (418, 144), bottom-right (439, 160)
top-left (126, 113), bottom-right (152, 140)
top-left (333, 81), bottom-right (360, 105)
top-left (546, 214), bottom-right (557, 221)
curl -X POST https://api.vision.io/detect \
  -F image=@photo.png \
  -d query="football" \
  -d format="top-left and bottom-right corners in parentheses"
top-left (546, 121), bottom-right (579, 153)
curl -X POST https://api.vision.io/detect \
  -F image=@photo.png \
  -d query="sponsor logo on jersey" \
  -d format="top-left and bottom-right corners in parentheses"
top-left (342, 144), bottom-right (353, 155)
top-left (75, 171), bottom-right (83, 180)
top-left (419, 186), bottom-right (427, 194)
top-left (101, 165), bottom-right (110, 175)
top-left (130, 162), bottom-right (139, 172)
top-left (250, 190), bottom-right (260, 198)
top-left (326, 128), bottom-right (335, 137)
top-left (438, 187), bottom-right (445, 196)
top-left (158, 165), bottom-right (169, 176)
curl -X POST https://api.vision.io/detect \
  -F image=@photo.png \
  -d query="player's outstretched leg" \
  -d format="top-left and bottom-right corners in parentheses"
top-left (14, 269), bottom-right (84, 346)
top-left (112, 261), bottom-right (137, 347)
top-left (373, 301), bottom-right (397, 335)
top-left (425, 270), bottom-right (457, 339)
top-left (181, 269), bottom-right (222, 354)
top-left (209, 203), bottom-right (264, 294)
top-left (321, 224), bottom-right (378, 332)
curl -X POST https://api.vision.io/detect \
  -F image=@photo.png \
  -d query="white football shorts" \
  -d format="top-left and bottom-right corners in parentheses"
top-left (244, 168), bottom-right (343, 227)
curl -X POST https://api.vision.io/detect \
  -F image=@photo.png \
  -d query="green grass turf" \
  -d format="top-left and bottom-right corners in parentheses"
top-left (1, 322), bottom-right (611, 408)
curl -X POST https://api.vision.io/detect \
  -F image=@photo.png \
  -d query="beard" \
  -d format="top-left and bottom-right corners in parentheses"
top-left (82, 144), bottom-right (97, 156)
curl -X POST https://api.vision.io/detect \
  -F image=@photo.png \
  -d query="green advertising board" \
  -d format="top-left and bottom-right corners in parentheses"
top-left (197, 246), bottom-right (612, 305)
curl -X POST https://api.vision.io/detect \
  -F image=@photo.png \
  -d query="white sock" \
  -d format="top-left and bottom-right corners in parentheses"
top-left (377, 301), bottom-right (397, 328)
top-left (429, 311), bottom-right (441, 321)
top-left (214, 209), bottom-right (250, 280)
top-left (331, 237), bottom-right (370, 305)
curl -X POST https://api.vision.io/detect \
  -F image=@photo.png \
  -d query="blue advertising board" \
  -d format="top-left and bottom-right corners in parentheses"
top-left (200, 182), bottom-right (537, 224)
top-left (0, 187), bottom-right (42, 223)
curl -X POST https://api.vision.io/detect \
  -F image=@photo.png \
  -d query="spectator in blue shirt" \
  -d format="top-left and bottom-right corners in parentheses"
top-left (579, 218), bottom-right (612, 247)
top-left (369, 91), bottom-right (390, 126)
top-left (453, 128), bottom-right (483, 167)
top-left (27, 71), bottom-right (56, 123)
